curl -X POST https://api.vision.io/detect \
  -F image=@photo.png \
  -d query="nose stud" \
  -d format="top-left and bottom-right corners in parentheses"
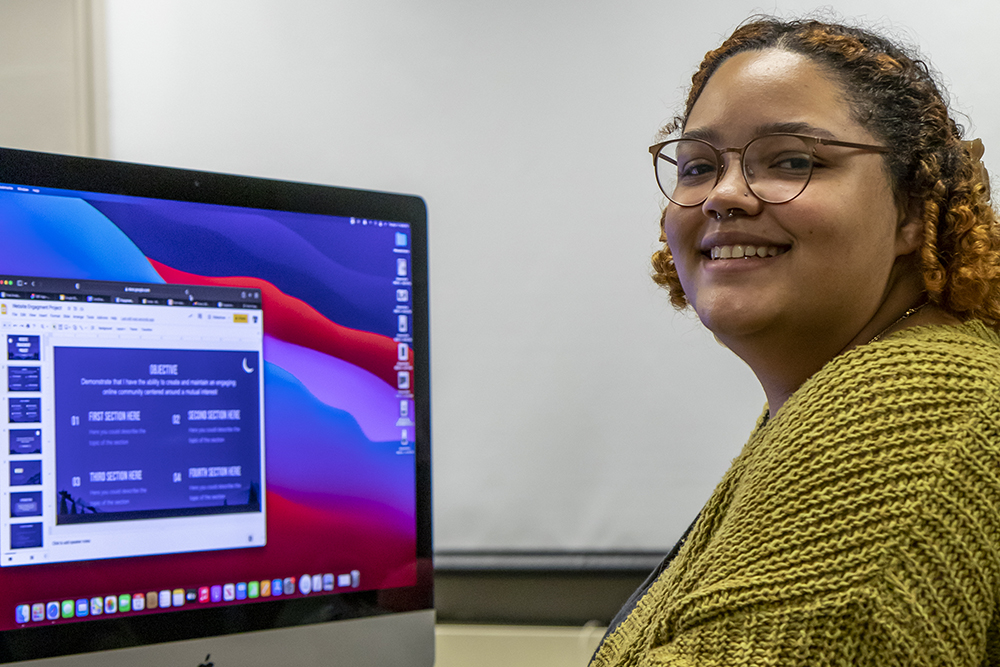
top-left (713, 209), bottom-right (738, 221)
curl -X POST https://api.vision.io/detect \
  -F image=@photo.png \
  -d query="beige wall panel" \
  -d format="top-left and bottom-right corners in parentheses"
top-left (435, 624), bottom-right (606, 667)
top-left (0, 0), bottom-right (102, 156)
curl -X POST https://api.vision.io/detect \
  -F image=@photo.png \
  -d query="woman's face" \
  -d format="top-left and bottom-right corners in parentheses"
top-left (664, 49), bottom-right (920, 344)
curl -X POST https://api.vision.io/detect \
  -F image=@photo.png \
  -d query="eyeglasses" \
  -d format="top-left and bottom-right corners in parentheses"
top-left (649, 133), bottom-right (890, 207)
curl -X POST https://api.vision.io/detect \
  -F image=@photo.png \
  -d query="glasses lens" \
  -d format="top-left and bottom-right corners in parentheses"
top-left (743, 135), bottom-right (813, 203)
top-left (655, 140), bottom-right (718, 206)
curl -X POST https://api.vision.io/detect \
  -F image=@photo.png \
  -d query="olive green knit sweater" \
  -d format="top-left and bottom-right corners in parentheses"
top-left (592, 321), bottom-right (1000, 667)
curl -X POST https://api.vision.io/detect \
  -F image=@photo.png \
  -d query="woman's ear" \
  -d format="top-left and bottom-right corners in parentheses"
top-left (895, 197), bottom-right (924, 256)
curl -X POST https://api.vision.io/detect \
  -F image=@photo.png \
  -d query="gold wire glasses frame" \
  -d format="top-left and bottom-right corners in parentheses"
top-left (649, 133), bottom-right (891, 207)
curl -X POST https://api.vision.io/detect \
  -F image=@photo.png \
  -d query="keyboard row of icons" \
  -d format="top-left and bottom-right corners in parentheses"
top-left (15, 570), bottom-right (360, 624)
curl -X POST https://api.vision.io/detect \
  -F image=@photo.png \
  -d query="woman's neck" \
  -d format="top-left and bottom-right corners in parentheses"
top-left (717, 273), bottom-right (957, 417)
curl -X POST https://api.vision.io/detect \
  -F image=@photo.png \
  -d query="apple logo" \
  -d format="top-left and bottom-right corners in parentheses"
top-left (198, 654), bottom-right (214, 667)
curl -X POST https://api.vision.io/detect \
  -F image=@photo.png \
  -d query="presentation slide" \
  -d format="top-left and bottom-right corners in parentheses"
top-left (8, 399), bottom-right (40, 424)
top-left (6, 335), bottom-right (39, 361)
top-left (10, 524), bottom-right (41, 550)
top-left (9, 493), bottom-right (41, 518)
top-left (8, 430), bottom-right (40, 455)
top-left (9, 461), bottom-right (41, 486)
top-left (7, 367), bottom-right (40, 392)
top-left (53, 347), bottom-right (263, 524)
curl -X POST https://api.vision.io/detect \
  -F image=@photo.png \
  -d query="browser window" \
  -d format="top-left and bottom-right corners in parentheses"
top-left (1, 278), bottom-right (265, 566)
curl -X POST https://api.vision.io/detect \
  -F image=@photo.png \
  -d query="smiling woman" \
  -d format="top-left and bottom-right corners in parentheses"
top-left (663, 47), bottom-right (928, 413)
top-left (591, 17), bottom-right (1000, 667)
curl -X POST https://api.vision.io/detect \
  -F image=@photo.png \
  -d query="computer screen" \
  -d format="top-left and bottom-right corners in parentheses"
top-left (0, 147), bottom-right (433, 666)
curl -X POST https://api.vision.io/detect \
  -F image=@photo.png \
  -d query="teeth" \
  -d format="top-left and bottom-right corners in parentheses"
top-left (709, 245), bottom-right (785, 260)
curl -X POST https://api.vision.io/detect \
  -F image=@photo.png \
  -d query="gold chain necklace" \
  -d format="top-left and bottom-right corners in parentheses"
top-left (869, 302), bottom-right (928, 344)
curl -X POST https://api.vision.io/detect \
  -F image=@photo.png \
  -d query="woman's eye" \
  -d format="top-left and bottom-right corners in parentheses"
top-left (678, 160), bottom-right (717, 179)
top-left (771, 154), bottom-right (812, 172)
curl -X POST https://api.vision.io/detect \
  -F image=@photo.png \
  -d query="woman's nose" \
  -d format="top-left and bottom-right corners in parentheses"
top-left (701, 154), bottom-right (763, 219)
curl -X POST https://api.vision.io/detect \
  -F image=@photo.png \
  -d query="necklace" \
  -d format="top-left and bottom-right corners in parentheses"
top-left (868, 302), bottom-right (928, 344)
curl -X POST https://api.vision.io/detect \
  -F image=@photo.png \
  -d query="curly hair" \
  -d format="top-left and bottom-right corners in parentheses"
top-left (651, 18), bottom-right (1000, 328)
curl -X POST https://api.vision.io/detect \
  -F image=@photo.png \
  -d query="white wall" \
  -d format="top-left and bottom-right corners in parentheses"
top-left (102, 0), bottom-right (1000, 552)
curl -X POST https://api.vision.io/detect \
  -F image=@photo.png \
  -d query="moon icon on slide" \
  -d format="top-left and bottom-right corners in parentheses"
top-left (242, 357), bottom-right (255, 373)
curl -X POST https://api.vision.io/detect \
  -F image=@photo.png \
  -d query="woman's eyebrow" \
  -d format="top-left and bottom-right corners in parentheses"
top-left (679, 122), bottom-right (837, 144)
top-left (679, 127), bottom-right (719, 142)
top-left (753, 121), bottom-right (837, 139)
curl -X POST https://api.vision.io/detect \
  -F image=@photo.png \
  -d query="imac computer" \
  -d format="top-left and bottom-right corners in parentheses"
top-left (0, 147), bottom-right (433, 666)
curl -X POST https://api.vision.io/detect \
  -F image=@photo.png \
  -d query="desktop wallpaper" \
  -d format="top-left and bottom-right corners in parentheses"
top-left (0, 189), bottom-right (417, 629)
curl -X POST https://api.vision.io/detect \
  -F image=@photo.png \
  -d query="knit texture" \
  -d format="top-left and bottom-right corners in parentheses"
top-left (592, 321), bottom-right (1000, 667)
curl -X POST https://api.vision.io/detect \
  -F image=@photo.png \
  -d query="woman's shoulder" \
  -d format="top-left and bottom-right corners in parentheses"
top-left (866, 319), bottom-right (1000, 376)
top-left (751, 319), bottom-right (1000, 516)
top-left (669, 321), bottom-right (1000, 647)
top-left (775, 320), bottom-right (1000, 430)
top-left (866, 319), bottom-right (999, 398)
top-left (888, 319), bottom-right (1000, 360)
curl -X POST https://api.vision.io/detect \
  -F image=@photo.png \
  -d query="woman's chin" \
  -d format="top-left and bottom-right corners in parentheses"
top-left (691, 299), bottom-right (777, 341)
